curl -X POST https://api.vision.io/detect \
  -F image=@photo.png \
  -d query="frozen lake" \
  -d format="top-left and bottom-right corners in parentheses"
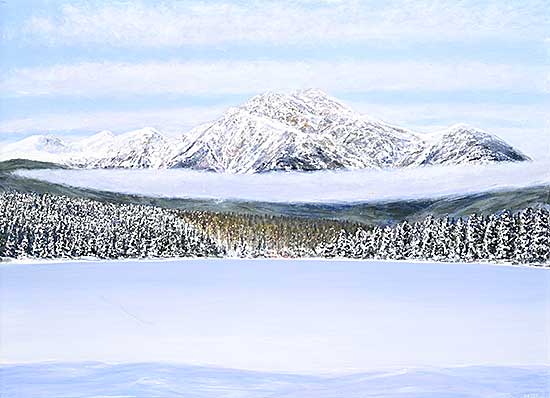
top-left (1, 258), bottom-right (549, 396)
top-left (1, 259), bottom-right (548, 373)
top-left (15, 160), bottom-right (550, 203)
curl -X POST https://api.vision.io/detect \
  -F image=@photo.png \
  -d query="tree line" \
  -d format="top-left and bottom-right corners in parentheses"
top-left (0, 192), bottom-right (222, 259)
top-left (180, 210), bottom-right (360, 258)
top-left (0, 191), bottom-right (548, 265)
top-left (320, 209), bottom-right (549, 265)
top-left (182, 208), bottom-right (549, 265)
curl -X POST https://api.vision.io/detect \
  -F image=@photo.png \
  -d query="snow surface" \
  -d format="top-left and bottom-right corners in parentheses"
top-left (15, 160), bottom-right (550, 203)
top-left (2, 362), bottom-right (548, 398)
top-left (1, 259), bottom-right (548, 373)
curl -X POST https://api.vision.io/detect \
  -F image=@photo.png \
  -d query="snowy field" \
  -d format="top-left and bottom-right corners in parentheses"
top-left (15, 160), bottom-right (550, 203)
top-left (2, 362), bottom-right (549, 398)
top-left (1, 259), bottom-right (549, 397)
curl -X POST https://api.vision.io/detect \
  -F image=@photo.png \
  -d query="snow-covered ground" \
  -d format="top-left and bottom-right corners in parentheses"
top-left (1, 258), bottom-right (548, 396)
top-left (1, 259), bottom-right (548, 370)
top-left (15, 160), bottom-right (550, 203)
top-left (2, 362), bottom-right (548, 398)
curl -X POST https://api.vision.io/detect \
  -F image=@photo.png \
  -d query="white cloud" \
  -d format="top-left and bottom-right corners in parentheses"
top-left (19, 1), bottom-right (549, 47)
top-left (0, 106), bottom-right (228, 135)
top-left (1, 60), bottom-right (545, 97)
top-left (1, 101), bottom-right (545, 135)
top-left (347, 101), bottom-right (549, 130)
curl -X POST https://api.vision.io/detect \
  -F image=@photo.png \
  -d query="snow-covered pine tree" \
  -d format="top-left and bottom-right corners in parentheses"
top-left (495, 210), bottom-right (516, 261)
top-left (449, 218), bottom-right (466, 261)
top-left (352, 228), bottom-right (370, 259)
top-left (408, 222), bottom-right (424, 259)
top-left (482, 214), bottom-right (499, 261)
top-left (390, 221), bottom-right (412, 260)
top-left (335, 229), bottom-right (352, 258)
top-left (465, 214), bottom-right (485, 261)
top-left (531, 208), bottom-right (550, 264)
top-left (419, 215), bottom-right (436, 260)
top-left (367, 226), bottom-right (383, 259)
top-left (378, 226), bottom-right (395, 259)
top-left (514, 208), bottom-right (534, 263)
top-left (431, 217), bottom-right (452, 261)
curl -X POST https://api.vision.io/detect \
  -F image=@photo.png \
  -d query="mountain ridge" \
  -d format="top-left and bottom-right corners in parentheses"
top-left (0, 90), bottom-right (530, 173)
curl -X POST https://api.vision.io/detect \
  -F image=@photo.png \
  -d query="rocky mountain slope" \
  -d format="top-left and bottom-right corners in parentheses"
top-left (76, 128), bottom-right (170, 169)
top-left (401, 124), bottom-right (529, 167)
top-left (0, 89), bottom-right (529, 173)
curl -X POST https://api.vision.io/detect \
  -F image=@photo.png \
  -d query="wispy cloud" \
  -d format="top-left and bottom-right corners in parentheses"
top-left (0, 106), bottom-right (227, 135)
top-left (1, 100), bottom-right (546, 133)
top-left (348, 102), bottom-right (550, 129)
top-left (2, 0), bottom-right (547, 151)
top-left (1, 60), bottom-right (545, 98)
top-left (16, 1), bottom-right (549, 47)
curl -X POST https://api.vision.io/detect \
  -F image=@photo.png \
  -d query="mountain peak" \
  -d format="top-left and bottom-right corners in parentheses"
top-left (93, 130), bottom-right (115, 139)
top-left (18, 134), bottom-right (69, 151)
top-left (72, 130), bottom-right (115, 153)
top-left (114, 128), bottom-right (168, 148)
top-left (407, 124), bottom-right (530, 166)
top-left (237, 89), bottom-right (352, 137)
top-left (292, 88), bottom-right (351, 114)
top-left (0, 134), bottom-right (71, 163)
top-left (446, 123), bottom-right (475, 131)
top-left (441, 124), bottom-right (523, 150)
top-left (122, 127), bottom-right (164, 138)
top-left (443, 124), bottom-right (490, 138)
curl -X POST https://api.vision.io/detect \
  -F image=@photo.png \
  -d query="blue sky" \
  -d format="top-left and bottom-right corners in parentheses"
top-left (0, 0), bottom-right (549, 158)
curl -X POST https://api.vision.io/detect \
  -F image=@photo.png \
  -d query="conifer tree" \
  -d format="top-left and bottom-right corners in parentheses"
top-left (495, 210), bottom-right (516, 261)
top-left (531, 208), bottom-right (550, 263)
top-left (515, 208), bottom-right (534, 263)
top-left (465, 214), bottom-right (485, 261)
top-left (482, 214), bottom-right (499, 260)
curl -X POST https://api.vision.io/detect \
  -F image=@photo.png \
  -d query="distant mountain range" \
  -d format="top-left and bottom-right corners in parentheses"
top-left (0, 89), bottom-right (529, 173)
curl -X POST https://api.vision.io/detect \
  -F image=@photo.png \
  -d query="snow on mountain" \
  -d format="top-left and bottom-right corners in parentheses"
top-left (0, 134), bottom-right (72, 163)
top-left (70, 127), bottom-right (170, 169)
top-left (70, 130), bottom-right (115, 153)
top-left (402, 124), bottom-right (530, 167)
top-left (0, 90), bottom-right (530, 172)
top-left (165, 89), bottom-right (429, 172)
top-left (164, 106), bottom-right (356, 173)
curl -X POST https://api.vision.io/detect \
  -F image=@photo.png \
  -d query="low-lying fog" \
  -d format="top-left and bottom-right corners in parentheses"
top-left (15, 160), bottom-right (550, 203)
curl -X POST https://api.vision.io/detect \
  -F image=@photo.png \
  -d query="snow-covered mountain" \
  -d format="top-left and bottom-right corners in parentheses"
top-left (401, 124), bottom-right (529, 167)
top-left (165, 89), bottom-right (427, 172)
top-left (71, 130), bottom-right (115, 153)
top-left (71, 127), bottom-right (170, 169)
top-left (0, 135), bottom-right (72, 163)
top-left (0, 89), bottom-right (530, 172)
